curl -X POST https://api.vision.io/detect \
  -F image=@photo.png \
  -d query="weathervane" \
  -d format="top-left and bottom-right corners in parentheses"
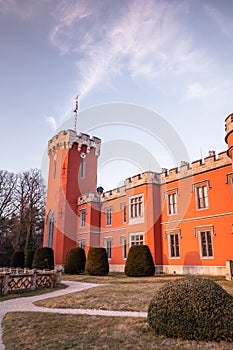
top-left (74, 95), bottom-right (79, 132)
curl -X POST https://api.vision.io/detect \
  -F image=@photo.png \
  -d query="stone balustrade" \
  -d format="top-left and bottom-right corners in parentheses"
top-left (0, 268), bottom-right (62, 296)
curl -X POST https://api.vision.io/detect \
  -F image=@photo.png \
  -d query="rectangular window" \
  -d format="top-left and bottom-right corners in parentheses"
top-left (80, 210), bottom-right (86, 228)
top-left (130, 233), bottom-right (144, 246)
top-left (196, 185), bottom-right (209, 209)
top-left (120, 236), bottom-right (127, 259)
top-left (167, 192), bottom-right (177, 215)
top-left (121, 203), bottom-right (127, 223)
top-left (80, 159), bottom-right (85, 179)
top-left (53, 155), bottom-right (57, 179)
top-left (104, 238), bottom-right (112, 259)
top-left (130, 195), bottom-right (143, 219)
top-left (105, 208), bottom-right (112, 226)
top-left (169, 234), bottom-right (180, 258)
top-left (78, 239), bottom-right (86, 249)
top-left (200, 231), bottom-right (213, 257)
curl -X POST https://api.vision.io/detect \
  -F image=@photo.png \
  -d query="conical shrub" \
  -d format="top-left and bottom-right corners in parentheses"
top-left (64, 247), bottom-right (86, 274)
top-left (125, 245), bottom-right (155, 277)
top-left (86, 247), bottom-right (109, 276)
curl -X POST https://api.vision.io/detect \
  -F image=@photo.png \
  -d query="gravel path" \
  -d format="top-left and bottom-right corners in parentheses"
top-left (0, 281), bottom-right (147, 350)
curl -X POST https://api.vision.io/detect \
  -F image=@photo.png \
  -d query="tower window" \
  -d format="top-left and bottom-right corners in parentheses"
top-left (80, 159), bottom-right (85, 179)
top-left (53, 155), bottom-right (57, 179)
top-left (80, 210), bottom-right (86, 228)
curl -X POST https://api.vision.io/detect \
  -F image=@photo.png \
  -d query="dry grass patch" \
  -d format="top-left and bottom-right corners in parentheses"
top-left (35, 274), bottom-right (233, 312)
top-left (35, 282), bottom-right (163, 312)
top-left (3, 312), bottom-right (233, 350)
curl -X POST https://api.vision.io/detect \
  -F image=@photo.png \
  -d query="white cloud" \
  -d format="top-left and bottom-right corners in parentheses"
top-left (45, 115), bottom-right (58, 131)
top-left (48, 0), bottom-right (208, 98)
top-left (186, 82), bottom-right (209, 100)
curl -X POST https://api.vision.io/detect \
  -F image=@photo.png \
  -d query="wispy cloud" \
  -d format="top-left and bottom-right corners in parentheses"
top-left (204, 4), bottom-right (233, 40)
top-left (49, 0), bottom-right (207, 98)
top-left (45, 115), bottom-right (58, 131)
top-left (186, 82), bottom-right (212, 100)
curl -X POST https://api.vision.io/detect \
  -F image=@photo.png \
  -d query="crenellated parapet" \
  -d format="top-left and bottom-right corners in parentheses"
top-left (125, 171), bottom-right (160, 189)
top-left (48, 129), bottom-right (101, 156)
top-left (160, 150), bottom-right (231, 184)
top-left (78, 192), bottom-right (99, 205)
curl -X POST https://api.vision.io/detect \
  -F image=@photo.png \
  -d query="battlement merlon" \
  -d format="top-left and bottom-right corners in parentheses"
top-left (48, 129), bottom-right (101, 156)
top-left (225, 113), bottom-right (233, 158)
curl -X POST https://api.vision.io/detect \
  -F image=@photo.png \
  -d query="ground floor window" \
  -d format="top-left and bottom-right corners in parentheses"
top-left (130, 233), bottom-right (144, 246)
top-left (120, 236), bottom-right (127, 259)
top-left (78, 239), bottom-right (86, 250)
top-left (169, 234), bottom-right (180, 258)
top-left (103, 238), bottom-right (112, 259)
top-left (200, 230), bottom-right (213, 257)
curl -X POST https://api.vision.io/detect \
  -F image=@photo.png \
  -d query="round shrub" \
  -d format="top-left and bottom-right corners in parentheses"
top-left (125, 245), bottom-right (155, 277)
top-left (64, 247), bottom-right (86, 274)
top-left (148, 277), bottom-right (233, 341)
top-left (10, 251), bottom-right (24, 268)
top-left (32, 247), bottom-right (54, 270)
top-left (86, 247), bottom-right (109, 276)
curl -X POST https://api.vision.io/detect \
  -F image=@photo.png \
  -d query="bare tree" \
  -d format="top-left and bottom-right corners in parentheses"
top-left (12, 169), bottom-right (45, 264)
top-left (0, 169), bottom-right (46, 266)
top-left (0, 170), bottom-right (16, 219)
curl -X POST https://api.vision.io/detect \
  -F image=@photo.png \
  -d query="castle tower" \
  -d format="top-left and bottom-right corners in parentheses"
top-left (43, 129), bottom-right (101, 266)
top-left (225, 113), bottom-right (233, 161)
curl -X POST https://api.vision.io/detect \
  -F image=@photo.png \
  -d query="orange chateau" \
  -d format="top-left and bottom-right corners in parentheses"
top-left (43, 113), bottom-right (233, 276)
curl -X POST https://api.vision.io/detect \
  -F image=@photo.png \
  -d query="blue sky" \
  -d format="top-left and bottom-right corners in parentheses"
top-left (1, 0), bottom-right (233, 190)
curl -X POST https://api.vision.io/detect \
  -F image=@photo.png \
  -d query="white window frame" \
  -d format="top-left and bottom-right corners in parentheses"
top-left (78, 239), bottom-right (86, 250)
top-left (105, 207), bottom-right (113, 226)
top-left (120, 235), bottom-right (127, 260)
top-left (79, 209), bottom-right (86, 228)
top-left (120, 203), bottom-right (127, 224)
top-left (128, 194), bottom-right (144, 225)
top-left (103, 237), bottom-right (112, 259)
top-left (129, 232), bottom-right (144, 247)
top-left (199, 230), bottom-right (214, 258)
top-left (169, 233), bottom-right (180, 258)
top-left (194, 182), bottom-right (210, 210)
top-left (166, 190), bottom-right (178, 215)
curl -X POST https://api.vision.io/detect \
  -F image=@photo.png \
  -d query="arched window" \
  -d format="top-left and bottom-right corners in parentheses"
top-left (46, 209), bottom-right (55, 248)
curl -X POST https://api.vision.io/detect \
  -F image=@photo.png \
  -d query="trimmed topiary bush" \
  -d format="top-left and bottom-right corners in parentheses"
top-left (64, 247), bottom-right (86, 274)
top-left (125, 245), bottom-right (155, 277)
top-left (148, 276), bottom-right (233, 341)
top-left (86, 247), bottom-right (109, 276)
top-left (10, 250), bottom-right (25, 268)
top-left (32, 247), bottom-right (54, 270)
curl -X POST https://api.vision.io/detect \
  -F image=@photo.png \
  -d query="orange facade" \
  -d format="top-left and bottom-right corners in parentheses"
top-left (43, 114), bottom-right (233, 275)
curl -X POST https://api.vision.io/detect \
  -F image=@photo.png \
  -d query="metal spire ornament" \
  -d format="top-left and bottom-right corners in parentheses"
top-left (74, 95), bottom-right (79, 132)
